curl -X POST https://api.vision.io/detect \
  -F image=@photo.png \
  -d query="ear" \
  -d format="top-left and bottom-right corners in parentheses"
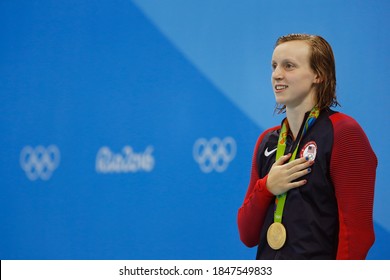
top-left (313, 73), bottom-right (322, 84)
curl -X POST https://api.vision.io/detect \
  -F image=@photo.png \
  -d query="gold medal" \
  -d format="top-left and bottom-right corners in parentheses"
top-left (267, 222), bottom-right (287, 250)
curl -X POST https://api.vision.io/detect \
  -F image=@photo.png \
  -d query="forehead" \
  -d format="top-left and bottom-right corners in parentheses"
top-left (272, 40), bottom-right (311, 62)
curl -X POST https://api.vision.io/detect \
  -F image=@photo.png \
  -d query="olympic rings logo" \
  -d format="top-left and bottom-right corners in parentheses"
top-left (20, 145), bottom-right (60, 181)
top-left (193, 137), bottom-right (236, 173)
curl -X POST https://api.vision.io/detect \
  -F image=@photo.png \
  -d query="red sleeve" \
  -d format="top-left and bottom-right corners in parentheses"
top-left (237, 126), bottom-right (278, 247)
top-left (330, 113), bottom-right (377, 259)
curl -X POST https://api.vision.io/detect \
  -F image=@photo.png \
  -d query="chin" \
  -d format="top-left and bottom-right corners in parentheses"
top-left (274, 97), bottom-right (286, 105)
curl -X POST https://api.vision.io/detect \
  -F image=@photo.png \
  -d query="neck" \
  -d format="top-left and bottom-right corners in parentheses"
top-left (286, 103), bottom-right (315, 139)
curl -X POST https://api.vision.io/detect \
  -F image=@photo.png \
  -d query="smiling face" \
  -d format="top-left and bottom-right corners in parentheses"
top-left (271, 40), bottom-right (320, 111)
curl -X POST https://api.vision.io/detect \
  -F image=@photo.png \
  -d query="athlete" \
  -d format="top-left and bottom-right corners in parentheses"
top-left (237, 34), bottom-right (377, 259)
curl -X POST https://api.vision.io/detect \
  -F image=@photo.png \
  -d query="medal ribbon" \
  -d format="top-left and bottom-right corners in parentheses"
top-left (273, 107), bottom-right (320, 223)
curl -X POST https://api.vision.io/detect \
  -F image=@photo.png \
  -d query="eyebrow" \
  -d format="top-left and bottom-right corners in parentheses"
top-left (271, 58), bottom-right (297, 65)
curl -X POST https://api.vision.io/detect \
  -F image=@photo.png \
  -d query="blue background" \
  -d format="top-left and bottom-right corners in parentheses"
top-left (1, 0), bottom-right (389, 259)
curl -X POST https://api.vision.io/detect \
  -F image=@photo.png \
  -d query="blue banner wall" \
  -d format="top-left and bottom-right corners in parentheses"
top-left (1, 0), bottom-right (389, 259)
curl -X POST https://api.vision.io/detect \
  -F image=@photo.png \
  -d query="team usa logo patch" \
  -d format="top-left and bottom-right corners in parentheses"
top-left (300, 141), bottom-right (317, 161)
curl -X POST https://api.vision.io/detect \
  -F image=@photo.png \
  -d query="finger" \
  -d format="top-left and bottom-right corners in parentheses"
top-left (288, 159), bottom-right (314, 174)
top-left (286, 156), bottom-right (313, 170)
top-left (275, 153), bottom-right (292, 165)
top-left (287, 179), bottom-right (307, 190)
top-left (289, 167), bottom-right (312, 182)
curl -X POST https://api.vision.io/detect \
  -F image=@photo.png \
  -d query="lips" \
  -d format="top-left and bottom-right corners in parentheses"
top-left (275, 85), bottom-right (288, 90)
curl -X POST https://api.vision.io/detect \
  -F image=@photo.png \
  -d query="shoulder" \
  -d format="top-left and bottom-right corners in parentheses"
top-left (260, 125), bottom-right (281, 138)
top-left (328, 112), bottom-right (367, 137)
top-left (251, 125), bottom-right (280, 157)
top-left (255, 125), bottom-right (280, 147)
top-left (328, 111), bottom-right (376, 161)
top-left (329, 111), bottom-right (359, 126)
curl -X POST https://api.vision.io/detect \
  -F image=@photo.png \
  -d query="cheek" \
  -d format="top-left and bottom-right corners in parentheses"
top-left (293, 73), bottom-right (316, 87)
top-left (288, 75), bottom-right (316, 96)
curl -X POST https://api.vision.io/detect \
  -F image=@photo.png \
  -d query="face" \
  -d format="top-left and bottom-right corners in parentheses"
top-left (271, 40), bottom-right (319, 110)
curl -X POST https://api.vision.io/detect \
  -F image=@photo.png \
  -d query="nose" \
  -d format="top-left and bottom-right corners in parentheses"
top-left (272, 66), bottom-right (283, 80)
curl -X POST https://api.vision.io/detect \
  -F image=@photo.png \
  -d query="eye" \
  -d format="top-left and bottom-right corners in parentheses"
top-left (271, 62), bottom-right (277, 71)
top-left (285, 62), bottom-right (295, 70)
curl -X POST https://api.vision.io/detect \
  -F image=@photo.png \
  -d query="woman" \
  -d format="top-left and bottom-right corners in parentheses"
top-left (237, 34), bottom-right (377, 259)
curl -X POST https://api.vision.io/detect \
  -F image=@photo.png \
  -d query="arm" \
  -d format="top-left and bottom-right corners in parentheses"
top-left (330, 113), bottom-right (377, 259)
top-left (237, 127), bottom-right (278, 247)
